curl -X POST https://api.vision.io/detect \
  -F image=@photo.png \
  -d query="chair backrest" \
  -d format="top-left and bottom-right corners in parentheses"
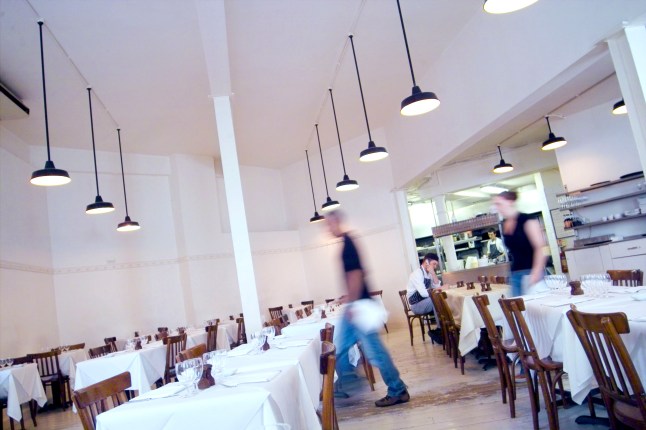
top-left (304, 305), bottom-right (313, 316)
top-left (295, 309), bottom-right (304, 320)
top-left (88, 345), bottom-right (112, 359)
top-left (319, 322), bottom-right (335, 342)
top-left (498, 297), bottom-right (544, 370)
top-left (163, 334), bottom-right (187, 374)
top-left (177, 343), bottom-right (207, 363)
top-left (434, 290), bottom-right (456, 326)
top-left (157, 327), bottom-right (168, 333)
top-left (301, 300), bottom-right (314, 307)
top-left (68, 342), bottom-right (86, 351)
top-left (268, 306), bottom-right (284, 320)
top-left (27, 350), bottom-right (62, 378)
top-left (566, 306), bottom-right (646, 426)
top-left (472, 295), bottom-right (505, 353)
top-left (478, 275), bottom-right (488, 283)
top-left (72, 371), bottom-right (131, 430)
top-left (320, 341), bottom-right (337, 430)
top-left (205, 321), bottom-right (219, 352)
top-left (607, 269), bottom-right (643, 287)
top-left (236, 317), bottom-right (246, 345)
top-left (155, 330), bottom-right (169, 341)
top-left (398, 290), bottom-right (412, 314)
top-left (325, 298), bottom-right (335, 304)
top-left (266, 317), bottom-right (284, 336)
top-left (369, 290), bottom-right (383, 298)
top-left (11, 356), bottom-right (32, 365)
top-left (495, 276), bottom-right (508, 284)
top-left (104, 337), bottom-right (117, 353)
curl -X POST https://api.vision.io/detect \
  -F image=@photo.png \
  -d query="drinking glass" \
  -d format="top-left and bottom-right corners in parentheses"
top-left (261, 325), bottom-right (276, 344)
top-left (125, 339), bottom-right (135, 351)
top-left (203, 350), bottom-right (227, 379)
top-left (0, 359), bottom-right (6, 368)
top-left (6, 358), bottom-right (13, 367)
top-left (176, 358), bottom-right (203, 396)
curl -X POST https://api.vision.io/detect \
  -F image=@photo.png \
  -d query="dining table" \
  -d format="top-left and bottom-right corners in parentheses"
top-left (442, 284), bottom-right (510, 356)
top-left (75, 327), bottom-right (220, 394)
top-left (0, 363), bottom-right (47, 422)
top-left (95, 335), bottom-right (322, 430)
top-left (59, 348), bottom-right (89, 387)
top-left (518, 286), bottom-right (646, 404)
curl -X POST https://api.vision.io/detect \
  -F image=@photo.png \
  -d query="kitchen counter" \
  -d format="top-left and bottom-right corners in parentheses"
top-left (441, 262), bottom-right (510, 285)
top-left (564, 234), bottom-right (646, 251)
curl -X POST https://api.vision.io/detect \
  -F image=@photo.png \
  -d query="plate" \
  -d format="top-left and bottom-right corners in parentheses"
top-left (620, 171), bottom-right (643, 179)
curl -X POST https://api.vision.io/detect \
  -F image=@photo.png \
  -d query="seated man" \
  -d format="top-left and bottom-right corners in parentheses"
top-left (406, 253), bottom-right (441, 315)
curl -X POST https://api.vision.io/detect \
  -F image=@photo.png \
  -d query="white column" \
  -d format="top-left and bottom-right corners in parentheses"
top-left (433, 195), bottom-right (458, 272)
top-left (608, 26), bottom-right (646, 173)
top-left (213, 96), bottom-right (262, 334)
top-left (394, 190), bottom-right (419, 273)
top-left (534, 172), bottom-right (562, 274)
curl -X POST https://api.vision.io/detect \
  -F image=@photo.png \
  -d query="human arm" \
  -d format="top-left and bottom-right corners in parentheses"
top-left (408, 269), bottom-right (430, 297)
top-left (345, 269), bottom-right (365, 302)
top-left (524, 219), bottom-right (548, 285)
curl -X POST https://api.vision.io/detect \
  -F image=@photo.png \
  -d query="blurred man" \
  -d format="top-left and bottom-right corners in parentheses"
top-left (406, 253), bottom-right (440, 316)
top-left (325, 210), bottom-right (409, 407)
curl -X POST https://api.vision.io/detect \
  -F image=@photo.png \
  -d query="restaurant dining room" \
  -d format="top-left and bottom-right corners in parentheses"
top-left (2, 0), bottom-right (646, 429)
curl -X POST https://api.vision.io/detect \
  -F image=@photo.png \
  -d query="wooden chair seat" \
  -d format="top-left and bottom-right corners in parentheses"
top-left (398, 290), bottom-right (435, 346)
top-left (72, 371), bottom-right (131, 430)
top-left (615, 400), bottom-right (646, 429)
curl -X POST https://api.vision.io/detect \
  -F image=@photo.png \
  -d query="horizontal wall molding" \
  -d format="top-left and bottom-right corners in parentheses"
top-left (0, 224), bottom-right (401, 275)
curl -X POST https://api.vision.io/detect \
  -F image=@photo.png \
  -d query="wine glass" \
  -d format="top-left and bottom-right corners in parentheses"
top-left (6, 358), bottom-right (13, 367)
top-left (0, 358), bottom-right (6, 368)
top-left (261, 325), bottom-right (276, 345)
top-left (176, 358), bottom-right (203, 396)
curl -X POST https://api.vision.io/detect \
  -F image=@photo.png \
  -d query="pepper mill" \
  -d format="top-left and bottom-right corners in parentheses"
top-left (262, 338), bottom-right (271, 351)
top-left (569, 280), bottom-right (584, 296)
top-left (198, 364), bottom-right (215, 389)
top-left (135, 340), bottom-right (142, 350)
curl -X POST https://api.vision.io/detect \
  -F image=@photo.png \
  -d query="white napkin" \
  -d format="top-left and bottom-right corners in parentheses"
top-left (228, 344), bottom-right (255, 357)
top-left (129, 383), bottom-right (186, 402)
top-left (349, 299), bottom-right (388, 334)
top-left (220, 370), bottom-right (280, 387)
top-left (272, 340), bottom-right (310, 349)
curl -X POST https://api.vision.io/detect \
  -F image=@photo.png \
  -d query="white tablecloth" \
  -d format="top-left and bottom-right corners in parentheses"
top-left (59, 349), bottom-right (89, 387)
top-left (521, 289), bottom-right (646, 404)
top-left (0, 363), bottom-right (47, 421)
top-left (443, 284), bottom-right (510, 355)
top-left (96, 338), bottom-right (321, 430)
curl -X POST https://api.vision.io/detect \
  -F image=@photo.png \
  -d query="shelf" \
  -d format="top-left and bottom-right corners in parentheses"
top-left (556, 173), bottom-right (643, 196)
top-left (571, 212), bottom-right (646, 230)
top-left (560, 190), bottom-right (646, 210)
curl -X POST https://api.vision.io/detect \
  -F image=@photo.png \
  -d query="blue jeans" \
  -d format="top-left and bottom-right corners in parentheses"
top-left (335, 310), bottom-right (407, 397)
top-left (510, 269), bottom-right (532, 297)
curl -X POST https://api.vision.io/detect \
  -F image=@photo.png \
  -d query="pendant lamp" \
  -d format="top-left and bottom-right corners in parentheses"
top-left (396, 0), bottom-right (440, 116)
top-left (116, 129), bottom-right (141, 232)
top-left (483, 0), bottom-right (538, 14)
top-left (329, 89), bottom-right (359, 191)
top-left (492, 146), bottom-right (513, 173)
top-left (348, 35), bottom-right (389, 162)
top-left (30, 21), bottom-right (71, 186)
top-left (85, 88), bottom-right (115, 214)
top-left (305, 150), bottom-right (324, 223)
top-left (541, 116), bottom-right (567, 151)
top-left (315, 124), bottom-right (340, 212)
top-left (612, 99), bottom-right (627, 115)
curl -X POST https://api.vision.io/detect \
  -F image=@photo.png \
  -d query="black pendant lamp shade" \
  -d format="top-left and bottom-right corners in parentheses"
top-left (612, 99), bottom-right (627, 115)
top-left (315, 124), bottom-right (340, 212)
top-left (30, 21), bottom-right (71, 187)
top-left (329, 89), bottom-right (359, 191)
top-left (348, 35), bottom-right (389, 163)
top-left (483, 0), bottom-right (538, 14)
top-left (85, 88), bottom-right (115, 214)
top-left (397, 0), bottom-right (440, 116)
top-left (541, 116), bottom-right (567, 151)
top-left (305, 150), bottom-right (324, 223)
top-left (492, 146), bottom-right (513, 174)
top-left (116, 129), bottom-right (141, 232)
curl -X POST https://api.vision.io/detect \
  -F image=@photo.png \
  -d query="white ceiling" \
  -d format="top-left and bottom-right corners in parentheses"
top-left (0, 0), bottom-right (481, 169)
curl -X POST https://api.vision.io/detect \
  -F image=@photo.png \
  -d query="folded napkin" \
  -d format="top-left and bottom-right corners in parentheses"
top-left (228, 343), bottom-right (256, 357)
top-left (129, 383), bottom-right (186, 402)
top-left (220, 370), bottom-right (280, 387)
top-left (541, 296), bottom-right (596, 307)
top-left (273, 340), bottom-right (311, 349)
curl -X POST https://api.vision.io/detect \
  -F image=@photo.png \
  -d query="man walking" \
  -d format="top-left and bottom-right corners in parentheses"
top-left (325, 210), bottom-right (409, 407)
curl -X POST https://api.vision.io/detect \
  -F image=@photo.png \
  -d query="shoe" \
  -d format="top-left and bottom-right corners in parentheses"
top-left (375, 390), bottom-right (410, 407)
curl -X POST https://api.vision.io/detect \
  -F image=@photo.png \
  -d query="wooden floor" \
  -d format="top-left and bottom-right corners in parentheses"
top-left (3, 327), bottom-right (611, 430)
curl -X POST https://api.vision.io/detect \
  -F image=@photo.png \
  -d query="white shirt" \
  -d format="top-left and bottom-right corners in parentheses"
top-left (406, 266), bottom-right (439, 299)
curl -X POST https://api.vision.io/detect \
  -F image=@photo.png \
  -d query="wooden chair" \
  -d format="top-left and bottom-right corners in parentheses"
top-left (429, 290), bottom-right (449, 351)
top-left (103, 337), bottom-right (117, 353)
top-left (356, 342), bottom-right (376, 391)
top-left (72, 371), bottom-right (131, 430)
top-left (607, 269), bottom-right (643, 287)
top-left (1, 356), bottom-right (38, 429)
top-left (268, 306), bottom-right (284, 320)
top-left (265, 318), bottom-right (284, 336)
top-left (319, 322), bottom-right (335, 343)
top-left (231, 317), bottom-right (246, 348)
top-left (320, 341), bottom-right (338, 430)
top-left (205, 321), bottom-right (219, 352)
top-left (325, 298), bottom-right (335, 304)
top-left (162, 334), bottom-right (187, 384)
top-left (369, 290), bottom-right (389, 333)
top-left (478, 275), bottom-right (488, 283)
top-left (27, 350), bottom-right (71, 409)
top-left (157, 326), bottom-right (168, 333)
top-left (433, 290), bottom-right (465, 374)
top-left (567, 306), bottom-right (646, 430)
top-left (304, 305), bottom-right (313, 317)
top-left (88, 345), bottom-right (112, 359)
top-left (398, 290), bottom-right (435, 346)
top-left (495, 276), bottom-right (508, 284)
top-left (472, 294), bottom-right (519, 418)
top-left (499, 297), bottom-right (567, 430)
top-left (301, 300), bottom-right (314, 307)
top-left (155, 330), bottom-right (169, 341)
top-left (68, 342), bottom-right (85, 351)
top-left (177, 343), bottom-right (207, 363)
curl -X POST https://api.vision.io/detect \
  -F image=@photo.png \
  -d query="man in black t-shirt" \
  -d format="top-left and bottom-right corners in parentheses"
top-left (325, 210), bottom-right (409, 407)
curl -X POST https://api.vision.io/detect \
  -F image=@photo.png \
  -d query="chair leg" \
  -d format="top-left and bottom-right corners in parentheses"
top-left (418, 317), bottom-right (426, 343)
top-left (538, 370), bottom-right (559, 430)
top-left (29, 400), bottom-right (37, 427)
top-left (407, 320), bottom-right (414, 347)
top-left (383, 323), bottom-right (389, 333)
top-left (524, 368), bottom-right (540, 430)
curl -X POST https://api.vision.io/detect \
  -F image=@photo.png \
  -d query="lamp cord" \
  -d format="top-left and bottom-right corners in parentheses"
top-left (315, 124), bottom-right (332, 198)
top-left (38, 21), bottom-right (52, 162)
top-left (348, 35), bottom-right (373, 142)
top-left (117, 129), bottom-right (130, 217)
top-left (328, 89), bottom-right (348, 176)
top-left (497, 146), bottom-right (503, 159)
top-left (87, 88), bottom-right (101, 196)
top-left (396, 0), bottom-right (417, 86)
top-left (305, 150), bottom-right (319, 210)
top-left (546, 116), bottom-right (553, 134)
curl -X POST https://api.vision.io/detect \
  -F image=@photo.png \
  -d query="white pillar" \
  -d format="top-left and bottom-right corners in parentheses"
top-left (394, 190), bottom-right (419, 273)
top-left (608, 26), bottom-right (646, 173)
top-left (534, 172), bottom-right (562, 274)
top-left (433, 195), bottom-right (458, 272)
top-left (213, 96), bottom-right (262, 334)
